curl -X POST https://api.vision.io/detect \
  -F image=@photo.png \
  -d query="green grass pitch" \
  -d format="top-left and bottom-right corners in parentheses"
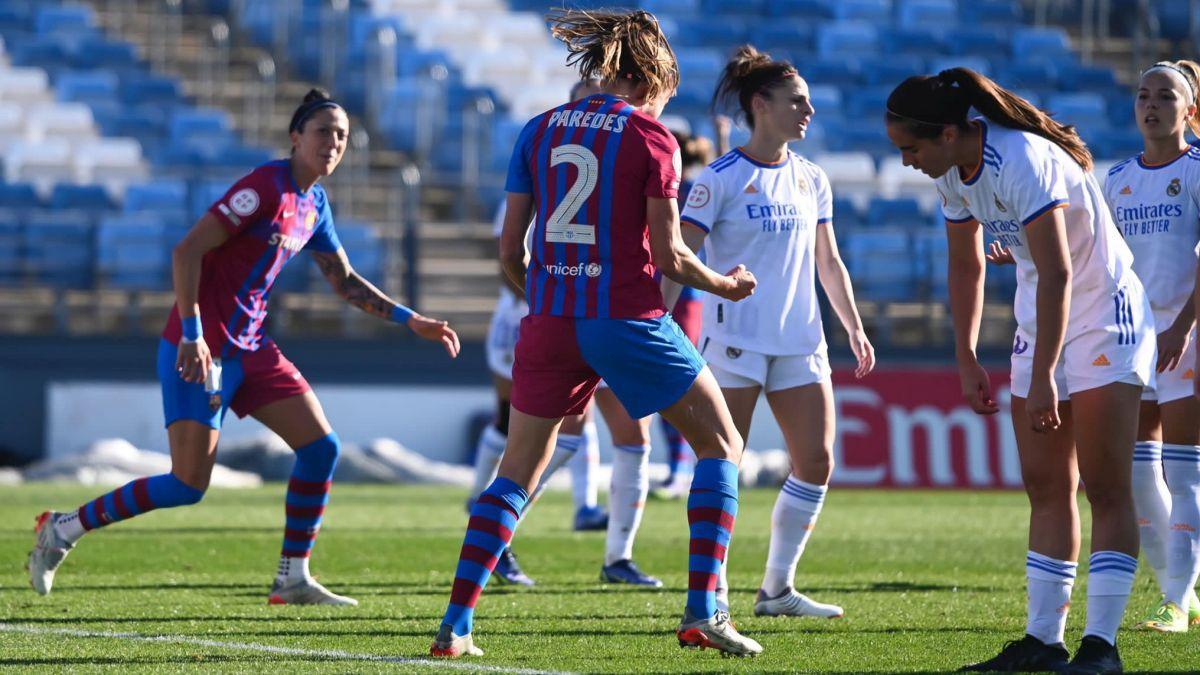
top-left (1, 484), bottom-right (1194, 672)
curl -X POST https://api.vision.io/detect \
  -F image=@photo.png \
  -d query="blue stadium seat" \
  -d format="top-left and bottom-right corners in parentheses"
top-left (817, 21), bottom-right (879, 58)
top-left (755, 24), bottom-right (814, 55)
top-left (640, 0), bottom-right (701, 14)
top-left (0, 182), bottom-right (44, 209)
top-left (0, 212), bottom-right (21, 284)
top-left (124, 180), bottom-right (188, 213)
top-left (95, 213), bottom-right (168, 289)
top-left (700, 0), bottom-right (763, 15)
top-left (1155, 0), bottom-right (1194, 41)
top-left (844, 227), bottom-right (916, 301)
top-left (1046, 93), bottom-right (1109, 132)
top-left (35, 3), bottom-right (96, 36)
top-left (55, 70), bottom-right (118, 104)
top-left (844, 86), bottom-right (892, 119)
top-left (24, 210), bottom-right (93, 287)
top-left (944, 26), bottom-right (1009, 58)
top-left (897, 0), bottom-right (957, 29)
top-left (993, 62), bottom-right (1058, 91)
top-left (808, 85), bottom-right (843, 114)
top-left (804, 58), bottom-right (864, 87)
top-left (860, 55), bottom-right (926, 86)
top-left (1055, 63), bottom-right (1118, 92)
top-left (879, 27), bottom-right (948, 59)
top-left (960, 0), bottom-right (1023, 26)
top-left (911, 229), bottom-right (948, 300)
top-left (71, 38), bottom-right (139, 71)
top-left (1010, 28), bottom-right (1071, 64)
top-left (666, 17), bottom-right (749, 48)
top-left (928, 56), bottom-right (990, 77)
top-left (833, 0), bottom-right (891, 23)
top-left (674, 47), bottom-right (724, 82)
top-left (120, 74), bottom-right (182, 106)
top-left (1088, 128), bottom-right (1143, 161)
top-left (833, 196), bottom-right (866, 228)
top-left (764, 0), bottom-right (836, 19)
top-left (867, 197), bottom-right (926, 227)
top-left (49, 184), bottom-right (116, 211)
top-left (337, 221), bottom-right (383, 281)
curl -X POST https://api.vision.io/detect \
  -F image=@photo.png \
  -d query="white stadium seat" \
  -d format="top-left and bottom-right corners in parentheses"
top-left (814, 151), bottom-right (878, 211)
top-left (25, 102), bottom-right (96, 144)
top-left (6, 137), bottom-right (73, 196)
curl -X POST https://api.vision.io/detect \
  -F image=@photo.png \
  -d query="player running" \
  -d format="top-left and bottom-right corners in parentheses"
top-left (886, 69), bottom-right (1153, 674)
top-left (679, 45), bottom-right (874, 621)
top-left (26, 89), bottom-right (460, 605)
top-left (430, 8), bottom-right (762, 658)
top-left (1101, 61), bottom-right (1200, 633)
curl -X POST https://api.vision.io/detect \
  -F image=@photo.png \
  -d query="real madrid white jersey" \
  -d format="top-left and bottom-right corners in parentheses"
top-left (1104, 146), bottom-right (1200, 332)
top-left (681, 148), bottom-right (832, 355)
top-left (936, 118), bottom-right (1138, 344)
top-left (491, 200), bottom-right (534, 322)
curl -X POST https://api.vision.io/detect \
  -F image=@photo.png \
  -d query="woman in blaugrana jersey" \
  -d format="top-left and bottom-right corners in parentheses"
top-left (431, 9), bottom-right (765, 659)
top-left (886, 69), bottom-right (1154, 673)
top-left (1097, 60), bottom-right (1200, 633)
top-left (26, 89), bottom-right (460, 606)
top-left (678, 45), bottom-right (875, 621)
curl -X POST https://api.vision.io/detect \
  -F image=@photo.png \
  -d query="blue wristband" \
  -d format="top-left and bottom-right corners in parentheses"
top-left (390, 304), bottom-right (414, 324)
top-left (181, 315), bottom-right (202, 341)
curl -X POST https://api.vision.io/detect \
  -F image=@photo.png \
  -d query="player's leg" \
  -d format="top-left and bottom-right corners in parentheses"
top-left (755, 376), bottom-right (843, 619)
top-left (659, 293), bottom-right (703, 492)
top-left (567, 410), bottom-right (608, 530)
top-left (1156, 393), bottom-right (1200, 630)
top-left (28, 339), bottom-right (222, 595)
top-left (248, 390), bottom-right (355, 606)
top-left (962, 395), bottom-right (1077, 672)
top-left (1130, 400), bottom-right (1172, 629)
top-left (1070, 382), bottom-right (1143, 664)
top-left (468, 375), bottom-right (512, 509)
top-left (710, 384), bottom-right (758, 612)
top-left (594, 388), bottom-right (659, 586)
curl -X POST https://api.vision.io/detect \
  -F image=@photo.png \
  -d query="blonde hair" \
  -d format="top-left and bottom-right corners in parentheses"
top-left (887, 67), bottom-right (1093, 171)
top-left (548, 9), bottom-right (678, 103)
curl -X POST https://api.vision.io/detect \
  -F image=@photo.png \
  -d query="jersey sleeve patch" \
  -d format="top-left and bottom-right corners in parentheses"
top-left (209, 168), bottom-right (274, 234)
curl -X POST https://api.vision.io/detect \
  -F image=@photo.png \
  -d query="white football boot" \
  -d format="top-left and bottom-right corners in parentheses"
top-left (677, 608), bottom-right (763, 657)
top-left (430, 624), bottom-right (484, 657)
top-left (268, 577), bottom-right (358, 606)
top-left (753, 587), bottom-right (843, 618)
top-left (27, 511), bottom-right (73, 596)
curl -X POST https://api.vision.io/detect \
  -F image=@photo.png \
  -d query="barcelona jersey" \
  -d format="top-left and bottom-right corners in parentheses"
top-left (163, 160), bottom-right (341, 356)
top-left (506, 93), bottom-right (682, 319)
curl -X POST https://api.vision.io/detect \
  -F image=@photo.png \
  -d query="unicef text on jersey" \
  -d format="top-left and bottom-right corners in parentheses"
top-left (544, 261), bottom-right (603, 278)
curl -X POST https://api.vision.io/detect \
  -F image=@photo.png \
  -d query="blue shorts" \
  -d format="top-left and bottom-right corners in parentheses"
top-left (158, 338), bottom-right (311, 429)
top-left (511, 314), bottom-right (706, 419)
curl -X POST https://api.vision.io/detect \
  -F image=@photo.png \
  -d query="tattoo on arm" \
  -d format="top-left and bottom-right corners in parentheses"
top-left (313, 249), bottom-right (396, 319)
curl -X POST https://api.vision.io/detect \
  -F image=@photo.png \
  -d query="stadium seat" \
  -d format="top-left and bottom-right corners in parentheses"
top-left (0, 182), bottom-right (43, 209)
top-left (867, 197), bottom-right (926, 228)
top-left (700, 0), bottom-right (763, 15)
top-left (119, 73), bottom-right (183, 107)
top-left (1010, 27), bottom-right (1071, 64)
top-left (859, 56), bottom-right (926, 87)
top-left (877, 157), bottom-right (938, 211)
top-left (96, 213), bottom-right (167, 289)
top-left (0, 66), bottom-right (52, 103)
top-left (70, 38), bottom-right (140, 71)
top-left (814, 152), bottom-right (877, 207)
top-left (960, 0), bottom-right (1024, 26)
top-left (23, 209), bottom-right (93, 287)
top-left (896, 0), bottom-right (957, 29)
top-left (817, 21), bottom-right (879, 58)
top-left (34, 4), bottom-right (97, 37)
top-left (833, 0), bottom-right (891, 23)
top-left (993, 62), bottom-right (1058, 91)
top-left (124, 179), bottom-right (188, 213)
top-left (5, 138), bottom-right (74, 196)
top-left (1088, 128), bottom-right (1143, 161)
top-left (844, 227), bottom-right (916, 301)
top-left (928, 56), bottom-right (990, 77)
top-left (879, 27), bottom-right (948, 60)
top-left (1045, 92), bottom-right (1109, 131)
top-left (54, 70), bottom-right (119, 105)
top-left (0, 211), bottom-right (21, 283)
top-left (50, 183), bottom-right (116, 211)
top-left (944, 26), bottom-right (1009, 58)
top-left (1055, 63), bottom-right (1118, 92)
top-left (73, 137), bottom-right (146, 196)
top-left (763, 0), bottom-right (836, 19)
top-left (24, 102), bottom-right (96, 144)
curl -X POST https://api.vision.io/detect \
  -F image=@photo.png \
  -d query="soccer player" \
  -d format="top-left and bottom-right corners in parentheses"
top-left (678, 46), bottom-right (874, 620)
top-left (430, 8), bottom-right (762, 658)
top-left (26, 89), bottom-right (460, 605)
top-left (1100, 61), bottom-right (1200, 632)
top-left (886, 69), bottom-right (1153, 673)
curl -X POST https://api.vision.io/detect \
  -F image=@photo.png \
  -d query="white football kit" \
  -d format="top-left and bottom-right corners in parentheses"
top-left (936, 119), bottom-right (1154, 399)
top-left (1105, 147), bottom-right (1200, 403)
top-left (485, 201), bottom-right (531, 379)
top-left (681, 148), bottom-right (832, 391)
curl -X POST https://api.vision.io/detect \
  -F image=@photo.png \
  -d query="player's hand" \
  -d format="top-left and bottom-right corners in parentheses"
top-left (408, 315), bottom-right (461, 358)
top-left (1026, 374), bottom-right (1061, 433)
top-left (176, 339), bottom-right (211, 385)
top-left (1156, 323), bottom-right (1192, 373)
top-left (718, 264), bottom-right (756, 301)
top-left (849, 328), bottom-right (875, 379)
top-left (984, 241), bottom-right (1015, 265)
top-left (958, 359), bottom-right (999, 415)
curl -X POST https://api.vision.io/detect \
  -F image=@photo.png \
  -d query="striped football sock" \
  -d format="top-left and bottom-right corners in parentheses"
top-left (686, 458), bottom-right (739, 619)
top-left (277, 433), bottom-right (340, 582)
top-left (442, 477), bottom-right (528, 635)
top-left (1025, 550), bottom-right (1077, 645)
top-left (60, 472), bottom-right (205, 543)
top-left (1084, 551), bottom-right (1138, 645)
top-left (762, 477), bottom-right (827, 597)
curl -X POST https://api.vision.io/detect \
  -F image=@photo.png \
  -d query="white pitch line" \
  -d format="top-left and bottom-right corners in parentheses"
top-left (0, 622), bottom-right (568, 674)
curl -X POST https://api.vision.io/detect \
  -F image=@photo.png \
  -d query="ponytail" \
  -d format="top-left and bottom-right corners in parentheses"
top-left (712, 45), bottom-right (798, 129)
top-left (887, 67), bottom-right (1093, 171)
top-left (548, 9), bottom-right (678, 103)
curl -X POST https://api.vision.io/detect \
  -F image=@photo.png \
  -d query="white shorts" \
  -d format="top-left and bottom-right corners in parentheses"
top-left (1142, 326), bottom-right (1197, 404)
top-left (1010, 286), bottom-right (1155, 399)
top-left (701, 336), bottom-right (831, 392)
top-left (486, 300), bottom-right (526, 380)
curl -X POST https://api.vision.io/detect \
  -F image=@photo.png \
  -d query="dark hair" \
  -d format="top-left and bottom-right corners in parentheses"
top-left (712, 45), bottom-right (798, 129)
top-left (886, 67), bottom-right (1092, 171)
top-left (1141, 60), bottom-right (1200, 137)
top-left (288, 88), bottom-right (343, 134)
top-left (569, 77), bottom-right (601, 101)
top-left (548, 9), bottom-right (678, 102)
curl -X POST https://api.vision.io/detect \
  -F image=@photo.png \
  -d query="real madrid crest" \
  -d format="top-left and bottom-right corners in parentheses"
top-left (725, 346), bottom-right (742, 359)
top-left (1168, 178), bottom-right (1182, 197)
top-left (796, 177), bottom-right (809, 195)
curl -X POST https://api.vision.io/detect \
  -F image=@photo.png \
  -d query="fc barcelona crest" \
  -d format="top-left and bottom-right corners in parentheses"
top-left (209, 393), bottom-right (221, 412)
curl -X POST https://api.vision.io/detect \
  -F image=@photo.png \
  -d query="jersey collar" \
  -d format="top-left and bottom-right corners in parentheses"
top-left (735, 147), bottom-right (790, 169)
top-left (1136, 144), bottom-right (1192, 170)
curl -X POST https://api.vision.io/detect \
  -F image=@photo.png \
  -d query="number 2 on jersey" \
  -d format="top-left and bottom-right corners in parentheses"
top-left (546, 144), bottom-right (597, 245)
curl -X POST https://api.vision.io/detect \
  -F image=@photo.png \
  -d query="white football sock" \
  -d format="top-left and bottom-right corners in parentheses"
top-left (54, 511), bottom-right (85, 544)
top-left (761, 477), bottom-right (826, 597)
top-left (604, 444), bottom-right (649, 565)
top-left (716, 554), bottom-right (729, 612)
top-left (276, 555), bottom-right (310, 584)
top-left (1131, 441), bottom-right (1171, 594)
top-left (530, 432), bottom-right (582, 500)
top-left (1025, 550), bottom-right (1077, 645)
top-left (1163, 444), bottom-right (1200, 608)
top-left (469, 424), bottom-right (507, 500)
top-left (1084, 551), bottom-right (1137, 645)
top-left (569, 421), bottom-right (600, 510)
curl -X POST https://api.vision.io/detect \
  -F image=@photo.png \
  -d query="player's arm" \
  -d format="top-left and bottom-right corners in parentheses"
top-left (648, 197), bottom-right (754, 301)
top-left (499, 192), bottom-right (534, 297)
top-left (312, 248), bottom-right (460, 357)
top-left (660, 222), bottom-right (707, 309)
top-left (1159, 273), bottom-right (1196, 372)
top-left (946, 217), bottom-right (998, 414)
top-left (815, 222), bottom-right (874, 378)
top-left (1023, 206), bottom-right (1072, 431)
top-left (172, 212), bottom-right (230, 384)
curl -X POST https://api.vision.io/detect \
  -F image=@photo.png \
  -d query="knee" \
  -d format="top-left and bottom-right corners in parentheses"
top-left (1083, 482), bottom-right (1133, 513)
top-left (165, 472), bottom-right (207, 505)
top-left (1023, 477), bottom-right (1075, 510)
top-left (298, 432), bottom-right (341, 468)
